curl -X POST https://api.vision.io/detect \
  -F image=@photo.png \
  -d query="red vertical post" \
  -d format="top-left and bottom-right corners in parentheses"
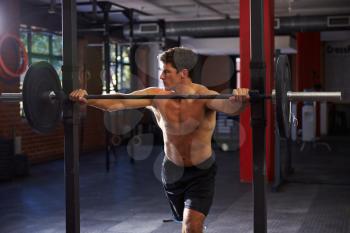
top-left (296, 32), bottom-right (322, 135)
top-left (296, 32), bottom-right (321, 90)
top-left (239, 0), bottom-right (253, 182)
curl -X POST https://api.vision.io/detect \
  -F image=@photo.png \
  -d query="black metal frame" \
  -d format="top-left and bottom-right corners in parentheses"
top-left (98, 1), bottom-right (113, 172)
top-left (59, 0), bottom-right (268, 232)
top-left (62, 0), bottom-right (80, 232)
top-left (249, 0), bottom-right (267, 233)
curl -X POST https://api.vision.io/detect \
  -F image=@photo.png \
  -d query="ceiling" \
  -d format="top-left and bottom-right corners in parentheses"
top-left (23, 0), bottom-right (350, 23)
top-left (105, 0), bottom-right (350, 21)
top-left (19, 0), bottom-right (350, 49)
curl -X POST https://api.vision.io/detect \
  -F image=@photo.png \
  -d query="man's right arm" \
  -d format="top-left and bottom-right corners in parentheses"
top-left (69, 87), bottom-right (161, 111)
top-left (205, 88), bottom-right (249, 115)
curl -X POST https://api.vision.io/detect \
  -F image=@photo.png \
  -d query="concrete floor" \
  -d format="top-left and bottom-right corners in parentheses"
top-left (0, 139), bottom-right (350, 233)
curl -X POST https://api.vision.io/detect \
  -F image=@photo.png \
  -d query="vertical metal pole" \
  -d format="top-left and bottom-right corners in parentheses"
top-left (28, 27), bottom-right (32, 63)
top-left (250, 0), bottom-right (267, 233)
top-left (115, 45), bottom-right (119, 92)
top-left (101, 2), bottom-right (112, 172)
top-left (286, 138), bottom-right (293, 174)
top-left (103, 2), bottom-right (111, 94)
top-left (62, 1), bottom-right (80, 232)
top-left (120, 47), bottom-right (124, 90)
top-left (49, 34), bottom-right (53, 61)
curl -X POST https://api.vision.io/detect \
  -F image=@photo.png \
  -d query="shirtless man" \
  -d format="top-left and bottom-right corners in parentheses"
top-left (70, 47), bottom-right (249, 233)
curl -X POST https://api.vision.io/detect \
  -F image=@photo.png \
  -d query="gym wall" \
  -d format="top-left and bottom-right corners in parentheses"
top-left (324, 39), bottom-right (350, 135)
top-left (0, 1), bottom-right (106, 163)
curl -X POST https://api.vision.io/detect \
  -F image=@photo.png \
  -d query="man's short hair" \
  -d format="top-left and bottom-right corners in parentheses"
top-left (159, 47), bottom-right (198, 73)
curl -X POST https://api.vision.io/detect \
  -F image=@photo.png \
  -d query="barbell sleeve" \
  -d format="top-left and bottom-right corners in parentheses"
top-left (286, 91), bottom-right (342, 102)
top-left (0, 93), bottom-right (23, 102)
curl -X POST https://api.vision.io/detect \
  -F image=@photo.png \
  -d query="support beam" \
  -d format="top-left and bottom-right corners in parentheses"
top-left (62, 0), bottom-right (80, 232)
top-left (249, 1), bottom-right (267, 233)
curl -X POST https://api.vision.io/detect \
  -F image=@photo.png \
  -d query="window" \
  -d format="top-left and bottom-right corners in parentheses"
top-left (106, 44), bottom-right (131, 94)
top-left (20, 26), bottom-right (63, 82)
top-left (19, 25), bottom-right (63, 117)
top-left (31, 32), bottom-right (49, 55)
top-left (52, 34), bottom-right (62, 56)
top-left (116, 44), bottom-right (131, 92)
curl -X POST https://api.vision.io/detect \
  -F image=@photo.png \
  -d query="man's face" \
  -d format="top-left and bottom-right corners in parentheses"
top-left (160, 63), bottom-right (182, 90)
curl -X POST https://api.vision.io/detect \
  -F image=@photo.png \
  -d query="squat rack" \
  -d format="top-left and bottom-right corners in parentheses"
top-left (60, 1), bottom-right (268, 232)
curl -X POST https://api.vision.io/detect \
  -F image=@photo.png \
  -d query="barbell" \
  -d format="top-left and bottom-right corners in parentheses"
top-left (0, 55), bottom-right (342, 137)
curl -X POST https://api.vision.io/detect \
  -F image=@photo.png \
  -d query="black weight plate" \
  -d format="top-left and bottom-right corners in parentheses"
top-left (23, 62), bottom-right (62, 134)
top-left (275, 55), bottom-right (292, 138)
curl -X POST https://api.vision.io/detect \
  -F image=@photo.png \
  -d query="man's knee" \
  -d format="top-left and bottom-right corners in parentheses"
top-left (183, 221), bottom-right (203, 233)
top-left (182, 208), bottom-right (205, 233)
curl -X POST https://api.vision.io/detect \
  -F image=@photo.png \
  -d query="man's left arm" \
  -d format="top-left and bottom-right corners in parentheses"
top-left (206, 88), bottom-right (250, 115)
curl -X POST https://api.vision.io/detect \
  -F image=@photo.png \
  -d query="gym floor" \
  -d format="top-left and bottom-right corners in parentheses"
top-left (0, 137), bottom-right (350, 233)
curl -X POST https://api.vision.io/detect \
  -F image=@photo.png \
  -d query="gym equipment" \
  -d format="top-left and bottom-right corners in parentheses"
top-left (0, 57), bottom-right (342, 135)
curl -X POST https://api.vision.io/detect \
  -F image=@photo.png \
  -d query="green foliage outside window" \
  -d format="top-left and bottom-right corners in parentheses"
top-left (121, 46), bottom-right (130, 63)
top-left (109, 44), bottom-right (131, 92)
top-left (122, 65), bottom-right (131, 90)
top-left (20, 28), bottom-right (63, 79)
top-left (52, 34), bottom-right (62, 56)
top-left (31, 32), bottom-right (49, 55)
top-left (111, 44), bottom-right (117, 62)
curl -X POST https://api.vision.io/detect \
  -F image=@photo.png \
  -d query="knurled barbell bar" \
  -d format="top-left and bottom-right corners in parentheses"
top-left (0, 90), bottom-right (342, 100)
top-left (0, 56), bottom-right (342, 137)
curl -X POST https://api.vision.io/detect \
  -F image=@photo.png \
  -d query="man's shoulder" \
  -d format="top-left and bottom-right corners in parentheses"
top-left (143, 88), bottom-right (172, 109)
top-left (193, 84), bottom-right (218, 95)
top-left (143, 87), bottom-right (169, 94)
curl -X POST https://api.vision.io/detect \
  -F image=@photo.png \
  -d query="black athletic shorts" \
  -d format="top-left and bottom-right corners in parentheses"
top-left (161, 154), bottom-right (217, 221)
